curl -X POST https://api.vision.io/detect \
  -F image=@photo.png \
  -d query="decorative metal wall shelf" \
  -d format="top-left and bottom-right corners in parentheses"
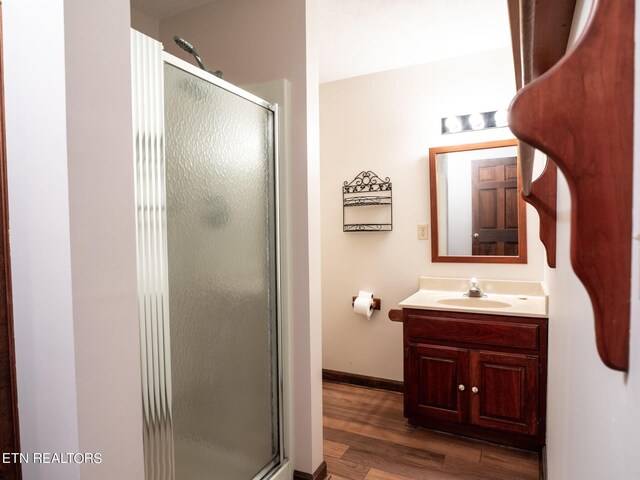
top-left (343, 171), bottom-right (392, 232)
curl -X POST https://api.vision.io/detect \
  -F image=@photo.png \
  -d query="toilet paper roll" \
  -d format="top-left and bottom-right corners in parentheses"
top-left (353, 295), bottom-right (374, 318)
top-left (358, 290), bottom-right (374, 299)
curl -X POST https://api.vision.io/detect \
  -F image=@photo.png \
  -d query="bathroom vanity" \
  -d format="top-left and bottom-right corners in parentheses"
top-left (392, 277), bottom-right (548, 451)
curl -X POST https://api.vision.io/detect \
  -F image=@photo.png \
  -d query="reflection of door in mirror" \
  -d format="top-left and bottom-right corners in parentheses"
top-left (429, 139), bottom-right (527, 264)
top-left (472, 156), bottom-right (518, 256)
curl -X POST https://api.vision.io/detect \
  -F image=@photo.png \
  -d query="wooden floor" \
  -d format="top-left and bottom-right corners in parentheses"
top-left (323, 381), bottom-right (540, 480)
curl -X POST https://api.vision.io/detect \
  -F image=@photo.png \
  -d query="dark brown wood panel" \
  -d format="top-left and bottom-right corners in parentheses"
top-left (0, 4), bottom-right (21, 480)
top-left (509, 0), bottom-right (634, 371)
top-left (401, 308), bottom-right (547, 450)
top-left (505, 190), bottom-right (517, 228)
top-left (472, 157), bottom-right (518, 257)
top-left (406, 344), bottom-right (468, 423)
top-left (469, 351), bottom-right (539, 436)
top-left (406, 314), bottom-right (540, 351)
top-left (478, 190), bottom-right (497, 226)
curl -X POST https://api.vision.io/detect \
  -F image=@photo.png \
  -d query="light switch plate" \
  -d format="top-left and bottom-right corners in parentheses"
top-left (418, 224), bottom-right (429, 240)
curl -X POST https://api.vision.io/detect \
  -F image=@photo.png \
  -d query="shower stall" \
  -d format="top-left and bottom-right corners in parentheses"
top-left (131, 31), bottom-right (285, 480)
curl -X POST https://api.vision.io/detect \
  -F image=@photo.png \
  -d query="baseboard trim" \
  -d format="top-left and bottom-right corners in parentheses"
top-left (322, 369), bottom-right (404, 393)
top-left (293, 460), bottom-right (327, 480)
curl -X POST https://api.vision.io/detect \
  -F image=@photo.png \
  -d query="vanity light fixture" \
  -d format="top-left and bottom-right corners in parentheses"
top-left (441, 109), bottom-right (509, 134)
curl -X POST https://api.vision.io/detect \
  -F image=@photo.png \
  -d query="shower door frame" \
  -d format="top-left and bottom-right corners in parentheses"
top-left (162, 52), bottom-right (287, 480)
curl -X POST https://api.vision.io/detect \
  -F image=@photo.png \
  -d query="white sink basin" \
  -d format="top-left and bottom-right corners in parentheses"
top-left (397, 277), bottom-right (549, 318)
top-left (436, 298), bottom-right (512, 309)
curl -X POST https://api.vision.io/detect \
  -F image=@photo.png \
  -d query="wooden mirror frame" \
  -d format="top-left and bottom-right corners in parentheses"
top-left (429, 139), bottom-right (527, 264)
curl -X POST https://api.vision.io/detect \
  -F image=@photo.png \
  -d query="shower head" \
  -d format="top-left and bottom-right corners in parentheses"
top-left (173, 36), bottom-right (223, 79)
top-left (173, 36), bottom-right (206, 70)
top-left (173, 35), bottom-right (195, 53)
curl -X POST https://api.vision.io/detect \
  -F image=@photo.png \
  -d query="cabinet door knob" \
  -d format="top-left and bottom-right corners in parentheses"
top-left (472, 386), bottom-right (479, 394)
top-left (458, 384), bottom-right (465, 391)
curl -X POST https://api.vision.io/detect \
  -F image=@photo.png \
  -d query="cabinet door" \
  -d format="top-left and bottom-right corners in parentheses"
top-left (407, 344), bottom-right (468, 423)
top-left (469, 351), bottom-right (539, 436)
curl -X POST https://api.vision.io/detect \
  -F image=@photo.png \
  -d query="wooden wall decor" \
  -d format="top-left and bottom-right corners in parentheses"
top-left (509, 0), bottom-right (577, 198)
top-left (506, 0), bottom-right (522, 90)
top-left (507, 0), bottom-right (522, 91)
top-left (508, 0), bottom-right (578, 93)
top-left (525, 0), bottom-right (578, 80)
top-left (524, 159), bottom-right (557, 268)
top-left (508, 0), bottom-right (634, 371)
top-left (0, 3), bottom-right (23, 479)
top-left (508, 0), bottom-right (575, 267)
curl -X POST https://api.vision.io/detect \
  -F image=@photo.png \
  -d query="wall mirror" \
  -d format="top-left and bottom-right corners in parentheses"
top-left (429, 139), bottom-right (527, 264)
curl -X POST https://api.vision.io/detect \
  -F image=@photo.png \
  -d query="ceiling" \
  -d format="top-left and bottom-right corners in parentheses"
top-left (318, 0), bottom-right (512, 83)
top-left (131, 0), bottom-right (215, 20)
top-left (131, 0), bottom-right (512, 84)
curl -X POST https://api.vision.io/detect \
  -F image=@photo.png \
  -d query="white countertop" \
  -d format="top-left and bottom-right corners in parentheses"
top-left (398, 277), bottom-right (549, 318)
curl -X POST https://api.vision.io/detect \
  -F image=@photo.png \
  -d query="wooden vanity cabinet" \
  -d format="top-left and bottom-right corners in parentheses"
top-left (402, 308), bottom-right (548, 450)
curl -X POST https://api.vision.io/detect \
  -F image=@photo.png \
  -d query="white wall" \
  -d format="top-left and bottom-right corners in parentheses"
top-left (320, 48), bottom-right (545, 381)
top-left (160, 1), bottom-right (324, 474)
top-left (4, 1), bottom-right (80, 477)
top-left (4, 0), bottom-right (145, 478)
top-left (445, 156), bottom-right (473, 256)
top-left (544, 0), bottom-right (640, 478)
top-left (64, 1), bottom-right (145, 478)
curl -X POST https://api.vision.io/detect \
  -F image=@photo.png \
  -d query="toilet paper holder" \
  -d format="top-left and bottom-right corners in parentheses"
top-left (351, 295), bottom-right (381, 310)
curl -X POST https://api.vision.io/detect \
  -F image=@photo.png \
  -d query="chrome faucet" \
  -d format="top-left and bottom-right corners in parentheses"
top-left (465, 277), bottom-right (486, 298)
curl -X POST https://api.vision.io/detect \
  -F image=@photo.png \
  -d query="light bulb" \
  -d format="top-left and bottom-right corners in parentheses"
top-left (444, 116), bottom-right (462, 133)
top-left (469, 113), bottom-right (485, 130)
top-left (494, 109), bottom-right (508, 127)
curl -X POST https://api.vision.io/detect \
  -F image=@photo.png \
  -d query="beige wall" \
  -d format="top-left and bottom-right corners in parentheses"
top-left (320, 48), bottom-right (545, 381)
top-left (130, 6), bottom-right (159, 40)
top-left (160, 0), bottom-right (305, 87)
top-left (160, 0), bottom-right (323, 474)
top-left (544, 0), bottom-right (640, 478)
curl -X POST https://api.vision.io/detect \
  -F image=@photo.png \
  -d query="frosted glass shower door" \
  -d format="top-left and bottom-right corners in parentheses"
top-left (164, 62), bottom-right (280, 479)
